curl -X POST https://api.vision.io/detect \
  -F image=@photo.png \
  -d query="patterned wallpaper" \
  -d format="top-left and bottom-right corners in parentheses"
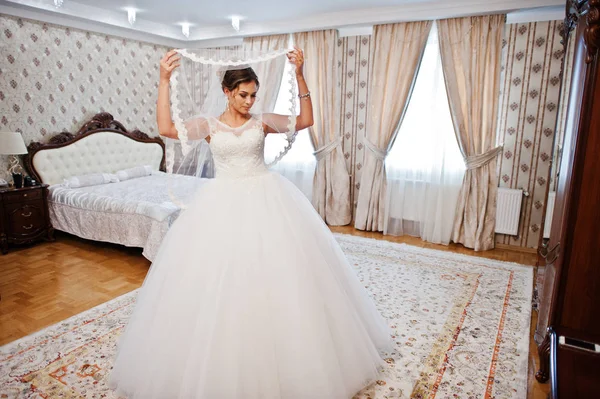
top-left (0, 14), bottom-right (168, 180)
top-left (338, 35), bottom-right (372, 214)
top-left (496, 20), bottom-right (565, 249)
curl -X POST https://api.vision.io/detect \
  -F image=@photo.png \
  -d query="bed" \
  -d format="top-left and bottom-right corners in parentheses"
top-left (25, 112), bottom-right (206, 261)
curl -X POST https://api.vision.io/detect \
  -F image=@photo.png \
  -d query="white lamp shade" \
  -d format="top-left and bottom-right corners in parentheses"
top-left (0, 132), bottom-right (28, 155)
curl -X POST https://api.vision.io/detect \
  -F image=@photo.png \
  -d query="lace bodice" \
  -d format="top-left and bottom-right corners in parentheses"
top-left (208, 117), bottom-right (268, 179)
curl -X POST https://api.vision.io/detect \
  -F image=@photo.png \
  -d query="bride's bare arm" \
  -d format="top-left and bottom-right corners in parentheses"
top-left (157, 50), bottom-right (180, 139)
top-left (157, 50), bottom-right (210, 141)
top-left (263, 47), bottom-right (313, 134)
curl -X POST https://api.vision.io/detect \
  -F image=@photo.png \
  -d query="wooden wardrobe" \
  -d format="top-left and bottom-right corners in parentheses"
top-left (535, 0), bottom-right (600, 397)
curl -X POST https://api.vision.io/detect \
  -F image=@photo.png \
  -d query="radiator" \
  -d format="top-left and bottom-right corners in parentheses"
top-left (543, 191), bottom-right (556, 239)
top-left (495, 188), bottom-right (524, 236)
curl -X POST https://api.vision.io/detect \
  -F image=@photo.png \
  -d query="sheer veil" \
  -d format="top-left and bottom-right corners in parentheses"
top-left (165, 48), bottom-right (299, 178)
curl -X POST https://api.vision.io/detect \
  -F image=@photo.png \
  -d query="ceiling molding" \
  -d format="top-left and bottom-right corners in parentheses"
top-left (0, 0), bottom-right (565, 46)
top-left (335, 5), bottom-right (566, 38)
top-left (0, 1), bottom-right (186, 47)
top-left (167, 0), bottom-right (565, 41)
top-left (4, 0), bottom-right (184, 37)
top-left (506, 5), bottom-right (565, 24)
top-left (187, 37), bottom-right (244, 48)
top-left (338, 26), bottom-right (374, 38)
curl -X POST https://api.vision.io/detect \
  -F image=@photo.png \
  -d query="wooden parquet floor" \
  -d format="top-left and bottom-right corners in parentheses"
top-left (0, 233), bottom-right (149, 345)
top-left (0, 228), bottom-right (549, 398)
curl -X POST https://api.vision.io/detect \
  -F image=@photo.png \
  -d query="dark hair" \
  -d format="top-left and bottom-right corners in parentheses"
top-left (221, 67), bottom-right (260, 92)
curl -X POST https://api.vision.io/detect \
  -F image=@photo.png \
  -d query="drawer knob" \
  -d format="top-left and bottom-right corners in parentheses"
top-left (23, 193), bottom-right (28, 197)
top-left (22, 212), bottom-right (32, 217)
top-left (23, 224), bottom-right (33, 230)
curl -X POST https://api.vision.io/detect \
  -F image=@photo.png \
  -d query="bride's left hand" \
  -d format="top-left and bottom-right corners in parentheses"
top-left (287, 47), bottom-right (305, 76)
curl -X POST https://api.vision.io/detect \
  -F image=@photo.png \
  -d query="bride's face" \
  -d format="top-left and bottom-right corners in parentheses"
top-left (227, 81), bottom-right (258, 115)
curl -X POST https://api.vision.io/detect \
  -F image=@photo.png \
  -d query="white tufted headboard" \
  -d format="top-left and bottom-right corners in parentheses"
top-left (26, 113), bottom-right (165, 186)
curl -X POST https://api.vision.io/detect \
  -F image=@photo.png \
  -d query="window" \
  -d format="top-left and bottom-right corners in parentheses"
top-left (384, 22), bottom-right (465, 244)
top-left (386, 22), bottom-right (464, 177)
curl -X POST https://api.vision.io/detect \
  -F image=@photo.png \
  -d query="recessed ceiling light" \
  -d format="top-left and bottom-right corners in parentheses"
top-left (126, 9), bottom-right (136, 25)
top-left (231, 16), bottom-right (240, 32)
top-left (181, 23), bottom-right (191, 38)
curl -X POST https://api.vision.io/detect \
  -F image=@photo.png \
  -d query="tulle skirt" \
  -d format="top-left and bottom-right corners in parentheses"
top-left (109, 171), bottom-right (392, 399)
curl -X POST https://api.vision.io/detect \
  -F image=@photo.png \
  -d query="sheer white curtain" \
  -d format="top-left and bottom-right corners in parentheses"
top-left (264, 40), bottom-right (316, 199)
top-left (384, 22), bottom-right (465, 244)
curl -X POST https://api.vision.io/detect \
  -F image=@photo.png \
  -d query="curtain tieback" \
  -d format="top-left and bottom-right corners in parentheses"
top-left (313, 137), bottom-right (343, 161)
top-left (363, 139), bottom-right (388, 161)
top-left (465, 145), bottom-right (503, 170)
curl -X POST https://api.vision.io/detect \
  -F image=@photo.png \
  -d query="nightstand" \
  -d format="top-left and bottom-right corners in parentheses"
top-left (0, 184), bottom-right (54, 254)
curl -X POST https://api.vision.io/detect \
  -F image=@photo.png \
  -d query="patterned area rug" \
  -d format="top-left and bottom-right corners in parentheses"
top-left (0, 234), bottom-right (533, 398)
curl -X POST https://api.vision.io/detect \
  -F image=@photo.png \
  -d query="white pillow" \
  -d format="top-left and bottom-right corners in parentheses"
top-left (63, 173), bottom-right (119, 188)
top-left (116, 165), bottom-right (153, 181)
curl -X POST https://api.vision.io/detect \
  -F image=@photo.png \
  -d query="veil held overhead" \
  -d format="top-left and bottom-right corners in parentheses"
top-left (166, 48), bottom-right (299, 174)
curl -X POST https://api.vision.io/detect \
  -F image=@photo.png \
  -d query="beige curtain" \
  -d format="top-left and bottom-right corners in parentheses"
top-left (294, 30), bottom-right (351, 225)
top-left (243, 34), bottom-right (289, 111)
top-left (437, 15), bottom-right (505, 251)
top-left (354, 21), bottom-right (432, 231)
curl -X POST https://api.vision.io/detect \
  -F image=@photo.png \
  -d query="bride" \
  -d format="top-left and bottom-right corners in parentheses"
top-left (109, 47), bottom-right (392, 399)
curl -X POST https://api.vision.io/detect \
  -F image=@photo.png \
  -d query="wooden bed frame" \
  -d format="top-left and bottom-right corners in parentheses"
top-left (25, 112), bottom-right (166, 185)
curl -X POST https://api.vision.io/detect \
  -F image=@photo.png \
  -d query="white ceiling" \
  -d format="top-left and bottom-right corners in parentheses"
top-left (71, 0), bottom-right (431, 25)
top-left (0, 0), bottom-right (564, 47)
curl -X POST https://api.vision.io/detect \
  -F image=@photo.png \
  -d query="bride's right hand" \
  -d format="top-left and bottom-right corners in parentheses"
top-left (160, 50), bottom-right (181, 82)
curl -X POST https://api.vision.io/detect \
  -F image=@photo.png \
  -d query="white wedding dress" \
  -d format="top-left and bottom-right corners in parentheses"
top-left (109, 117), bottom-right (392, 399)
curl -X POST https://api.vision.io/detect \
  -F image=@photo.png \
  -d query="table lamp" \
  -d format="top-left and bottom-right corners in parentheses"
top-left (0, 132), bottom-right (28, 187)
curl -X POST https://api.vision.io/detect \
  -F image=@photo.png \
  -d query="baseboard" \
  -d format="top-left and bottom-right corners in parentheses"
top-left (496, 243), bottom-right (539, 254)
